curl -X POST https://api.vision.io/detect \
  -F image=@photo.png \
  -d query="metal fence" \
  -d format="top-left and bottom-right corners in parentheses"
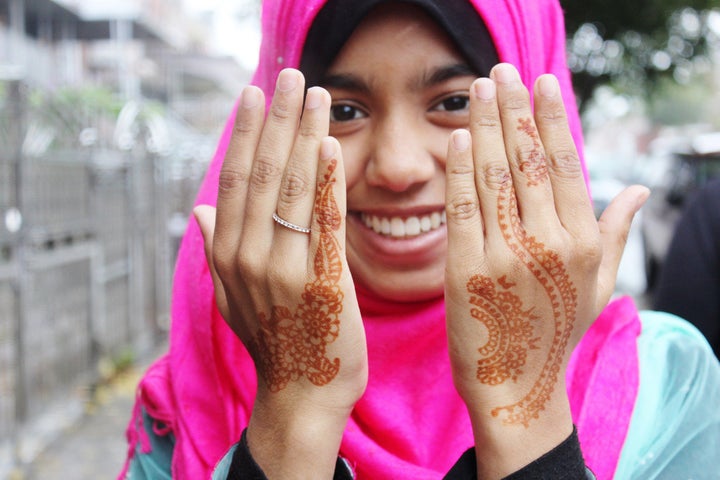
top-left (0, 78), bottom-right (210, 473)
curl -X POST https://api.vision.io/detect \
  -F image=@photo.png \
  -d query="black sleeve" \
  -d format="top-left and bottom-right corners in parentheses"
top-left (228, 426), bottom-right (591, 480)
top-left (443, 426), bottom-right (592, 480)
top-left (226, 429), bottom-right (354, 480)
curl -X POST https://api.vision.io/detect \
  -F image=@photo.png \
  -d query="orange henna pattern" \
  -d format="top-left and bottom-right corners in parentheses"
top-left (252, 160), bottom-right (343, 392)
top-left (468, 275), bottom-right (540, 385)
top-left (471, 118), bottom-right (578, 427)
top-left (516, 118), bottom-right (548, 186)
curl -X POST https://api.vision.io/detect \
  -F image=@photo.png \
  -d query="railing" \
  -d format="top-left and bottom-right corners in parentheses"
top-left (0, 78), bottom-right (208, 474)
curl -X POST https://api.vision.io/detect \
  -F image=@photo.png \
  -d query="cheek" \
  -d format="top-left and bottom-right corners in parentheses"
top-left (337, 138), bottom-right (367, 190)
top-left (429, 128), bottom-right (452, 167)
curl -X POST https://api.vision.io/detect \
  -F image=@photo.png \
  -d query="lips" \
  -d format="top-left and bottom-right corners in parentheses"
top-left (360, 210), bottom-right (447, 238)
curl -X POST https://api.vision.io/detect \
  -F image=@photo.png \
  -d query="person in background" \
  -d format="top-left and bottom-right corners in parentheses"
top-left (655, 178), bottom-right (720, 358)
top-left (119, 0), bottom-right (720, 479)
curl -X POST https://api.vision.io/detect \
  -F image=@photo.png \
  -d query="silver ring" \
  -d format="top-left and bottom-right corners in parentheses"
top-left (272, 212), bottom-right (311, 234)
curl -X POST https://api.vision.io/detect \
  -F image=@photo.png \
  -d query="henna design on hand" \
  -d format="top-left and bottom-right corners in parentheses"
top-left (516, 118), bottom-right (548, 187)
top-left (470, 117), bottom-right (578, 427)
top-left (468, 275), bottom-right (540, 385)
top-left (252, 160), bottom-right (344, 392)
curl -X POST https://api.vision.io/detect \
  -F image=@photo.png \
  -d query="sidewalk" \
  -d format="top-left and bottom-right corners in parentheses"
top-left (17, 352), bottom-right (161, 480)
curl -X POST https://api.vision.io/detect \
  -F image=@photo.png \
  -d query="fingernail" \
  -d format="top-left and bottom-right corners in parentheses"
top-left (473, 78), bottom-right (495, 100)
top-left (452, 129), bottom-right (470, 152)
top-left (241, 86), bottom-right (261, 108)
top-left (277, 69), bottom-right (299, 92)
top-left (305, 87), bottom-right (324, 110)
top-left (492, 63), bottom-right (520, 84)
top-left (538, 75), bottom-right (559, 98)
top-left (320, 137), bottom-right (336, 160)
top-left (192, 206), bottom-right (207, 229)
top-left (635, 186), bottom-right (651, 209)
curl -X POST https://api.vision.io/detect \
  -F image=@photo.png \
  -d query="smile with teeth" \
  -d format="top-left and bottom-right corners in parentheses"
top-left (360, 210), bottom-right (447, 238)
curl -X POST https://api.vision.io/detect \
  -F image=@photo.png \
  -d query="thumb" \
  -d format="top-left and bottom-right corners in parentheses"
top-left (193, 205), bottom-right (230, 318)
top-left (595, 185), bottom-right (650, 310)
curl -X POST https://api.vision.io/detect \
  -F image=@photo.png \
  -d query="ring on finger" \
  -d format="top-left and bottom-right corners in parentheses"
top-left (272, 212), bottom-right (311, 234)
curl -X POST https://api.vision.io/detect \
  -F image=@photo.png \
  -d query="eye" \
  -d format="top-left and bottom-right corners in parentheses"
top-left (330, 104), bottom-right (367, 122)
top-left (433, 95), bottom-right (470, 112)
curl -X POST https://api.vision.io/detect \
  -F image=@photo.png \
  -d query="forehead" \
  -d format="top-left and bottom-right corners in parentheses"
top-left (327, 3), bottom-right (464, 72)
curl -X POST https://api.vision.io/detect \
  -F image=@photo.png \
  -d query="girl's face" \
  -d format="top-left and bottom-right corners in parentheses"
top-left (321, 4), bottom-right (478, 302)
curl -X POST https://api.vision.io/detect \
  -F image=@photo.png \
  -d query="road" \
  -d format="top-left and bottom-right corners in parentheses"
top-left (18, 356), bottom-right (158, 480)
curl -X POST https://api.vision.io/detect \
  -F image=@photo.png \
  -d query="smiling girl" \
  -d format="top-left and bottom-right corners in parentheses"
top-left (120, 1), bottom-right (720, 479)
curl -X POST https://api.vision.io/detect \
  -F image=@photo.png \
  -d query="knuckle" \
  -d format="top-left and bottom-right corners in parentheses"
top-left (471, 113), bottom-right (501, 129)
top-left (212, 248), bottom-right (236, 279)
top-left (218, 166), bottom-right (250, 197)
top-left (480, 164), bottom-right (512, 191)
top-left (500, 94), bottom-right (529, 112)
top-left (297, 119), bottom-right (320, 139)
top-left (268, 102), bottom-right (292, 122)
top-left (512, 142), bottom-right (539, 162)
top-left (236, 249), bottom-right (264, 280)
top-left (279, 168), bottom-right (311, 201)
top-left (267, 260), bottom-right (304, 290)
top-left (536, 105), bottom-right (567, 123)
top-left (446, 191), bottom-right (480, 221)
top-left (548, 150), bottom-right (583, 179)
top-left (233, 117), bottom-right (256, 136)
top-left (447, 162), bottom-right (474, 177)
top-left (250, 155), bottom-right (282, 189)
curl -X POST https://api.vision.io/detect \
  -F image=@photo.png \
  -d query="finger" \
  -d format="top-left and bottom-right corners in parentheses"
top-left (445, 128), bottom-right (485, 274)
top-left (490, 64), bottom-right (555, 229)
top-left (308, 137), bottom-right (347, 274)
top-left (467, 77), bottom-right (512, 250)
top-left (273, 87), bottom-right (331, 256)
top-left (533, 74), bottom-right (595, 236)
top-left (194, 205), bottom-right (230, 319)
top-left (215, 86), bottom-right (265, 252)
top-left (596, 185), bottom-right (650, 310)
top-left (243, 69), bottom-right (306, 244)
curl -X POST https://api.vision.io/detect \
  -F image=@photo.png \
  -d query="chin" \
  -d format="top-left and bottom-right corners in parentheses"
top-left (358, 272), bottom-right (445, 303)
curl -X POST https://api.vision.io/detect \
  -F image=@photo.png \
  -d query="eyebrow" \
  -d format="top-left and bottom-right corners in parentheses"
top-left (423, 63), bottom-right (477, 87)
top-left (319, 63), bottom-right (477, 94)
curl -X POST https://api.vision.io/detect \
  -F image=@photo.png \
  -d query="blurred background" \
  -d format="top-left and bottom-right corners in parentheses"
top-left (1, 0), bottom-right (720, 477)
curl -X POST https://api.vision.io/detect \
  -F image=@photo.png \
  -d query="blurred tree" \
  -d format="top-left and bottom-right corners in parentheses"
top-left (562, 0), bottom-right (720, 110)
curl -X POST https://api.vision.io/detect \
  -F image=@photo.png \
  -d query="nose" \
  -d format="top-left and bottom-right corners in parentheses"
top-left (365, 113), bottom-right (439, 192)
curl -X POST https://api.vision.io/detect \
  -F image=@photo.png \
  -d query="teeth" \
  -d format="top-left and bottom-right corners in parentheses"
top-left (360, 211), bottom-right (446, 238)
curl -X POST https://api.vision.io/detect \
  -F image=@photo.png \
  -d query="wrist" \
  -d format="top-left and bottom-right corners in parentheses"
top-left (247, 390), bottom-right (353, 480)
top-left (464, 381), bottom-right (574, 479)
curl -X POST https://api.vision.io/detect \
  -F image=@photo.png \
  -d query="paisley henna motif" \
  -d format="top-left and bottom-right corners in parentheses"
top-left (253, 160), bottom-right (343, 392)
top-left (471, 117), bottom-right (578, 427)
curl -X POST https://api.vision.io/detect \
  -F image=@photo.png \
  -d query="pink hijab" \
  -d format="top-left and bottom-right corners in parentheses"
top-left (120, 1), bottom-right (641, 479)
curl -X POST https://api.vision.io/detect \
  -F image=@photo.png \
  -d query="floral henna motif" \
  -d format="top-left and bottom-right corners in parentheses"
top-left (468, 275), bottom-right (540, 386)
top-left (472, 117), bottom-right (578, 427)
top-left (253, 160), bottom-right (343, 392)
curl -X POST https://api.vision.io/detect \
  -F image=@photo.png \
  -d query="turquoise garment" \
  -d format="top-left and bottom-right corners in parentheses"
top-left (127, 410), bottom-right (173, 479)
top-left (615, 311), bottom-right (720, 479)
top-left (212, 446), bottom-right (236, 479)
top-left (126, 407), bottom-right (235, 479)
top-left (128, 312), bottom-right (720, 479)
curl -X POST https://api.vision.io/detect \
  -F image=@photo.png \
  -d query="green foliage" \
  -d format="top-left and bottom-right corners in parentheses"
top-left (563, 0), bottom-right (719, 37)
top-left (562, 0), bottom-right (720, 111)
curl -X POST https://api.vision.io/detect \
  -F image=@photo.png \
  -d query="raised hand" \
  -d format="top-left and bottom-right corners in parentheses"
top-left (444, 63), bottom-right (648, 477)
top-left (194, 69), bottom-right (367, 479)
